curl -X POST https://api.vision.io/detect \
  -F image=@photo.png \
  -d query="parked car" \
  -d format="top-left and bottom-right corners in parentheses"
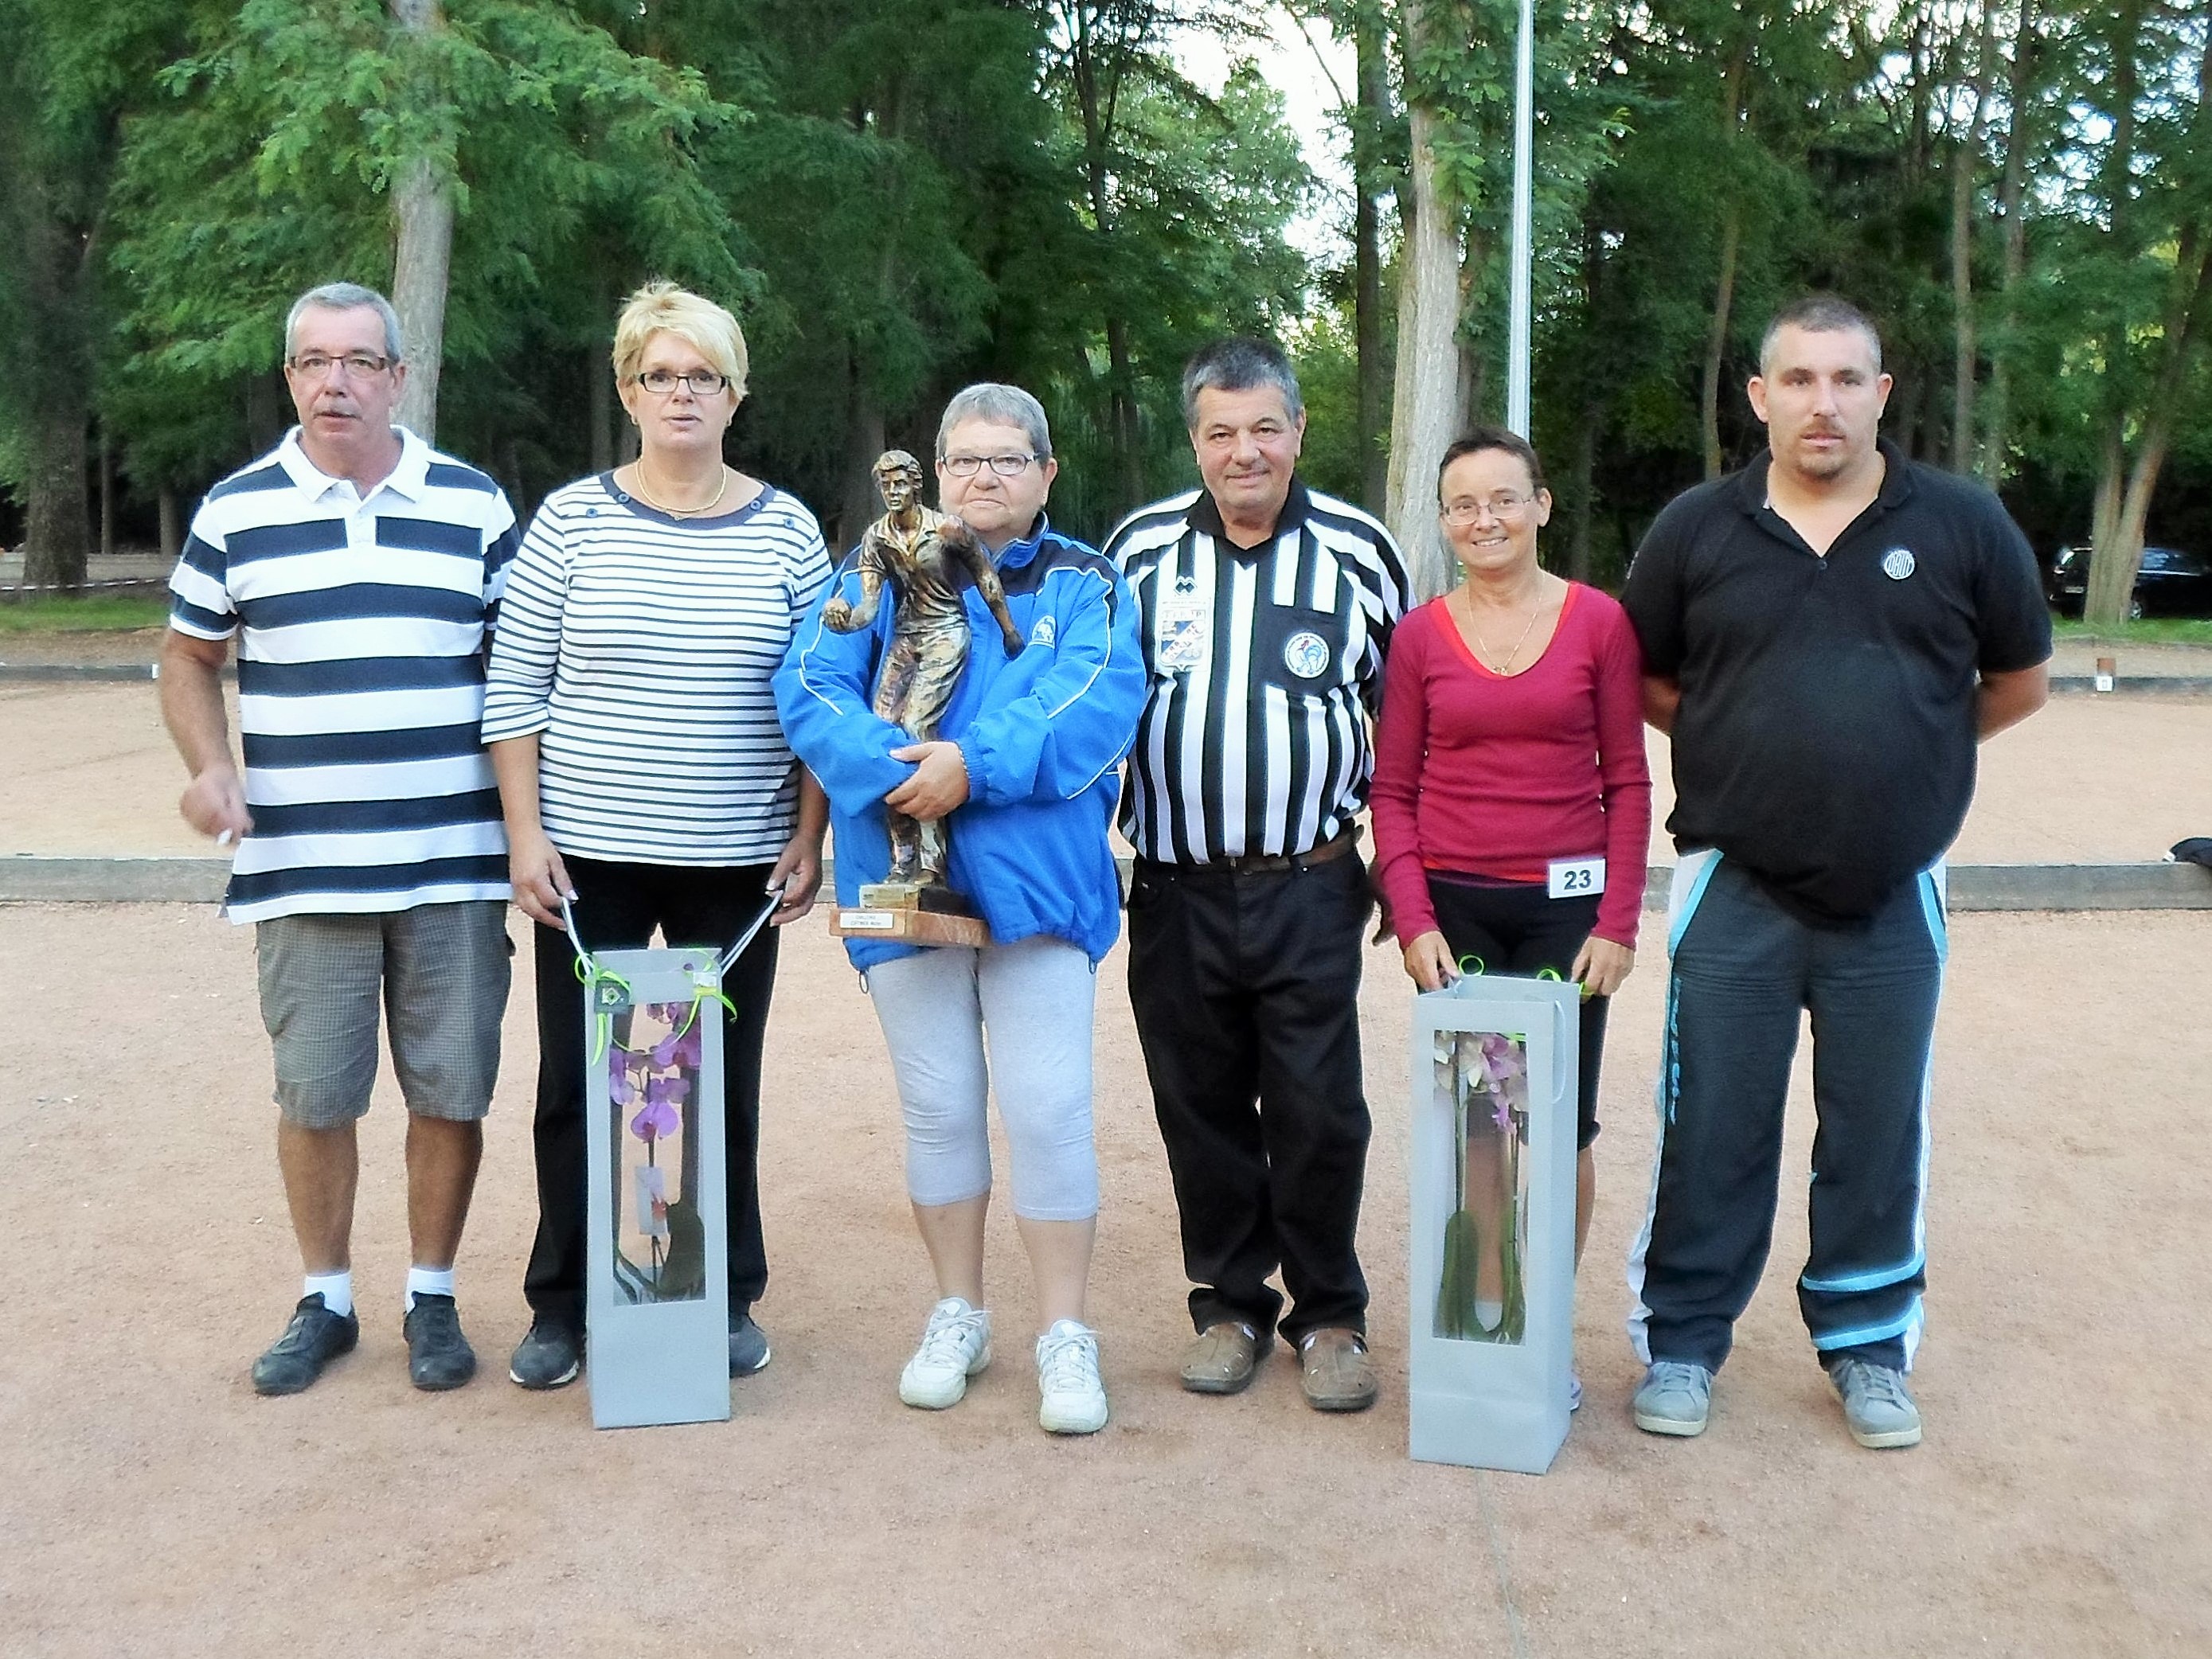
top-left (2045, 544), bottom-right (2212, 619)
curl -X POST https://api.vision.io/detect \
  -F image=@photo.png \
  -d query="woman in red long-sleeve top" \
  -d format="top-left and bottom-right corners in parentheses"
top-left (1372, 427), bottom-right (1651, 1349)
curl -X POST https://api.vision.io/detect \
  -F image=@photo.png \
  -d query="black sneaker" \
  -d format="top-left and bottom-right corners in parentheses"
top-left (729, 1311), bottom-right (771, 1377)
top-left (252, 1294), bottom-right (359, 1396)
top-left (508, 1318), bottom-right (583, 1390)
top-left (402, 1294), bottom-right (478, 1391)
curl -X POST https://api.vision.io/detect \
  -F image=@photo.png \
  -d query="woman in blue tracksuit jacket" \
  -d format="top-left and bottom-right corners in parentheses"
top-left (774, 384), bottom-right (1143, 1436)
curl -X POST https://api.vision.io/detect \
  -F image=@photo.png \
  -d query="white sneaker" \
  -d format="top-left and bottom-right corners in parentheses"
top-left (1035, 1319), bottom-right (1108, 1435)
top-left (899, 1297), bottom-right (991, 1409)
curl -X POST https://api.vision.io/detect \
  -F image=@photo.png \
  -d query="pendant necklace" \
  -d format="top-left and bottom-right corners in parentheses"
top-left (629, 463), bottom-right (730, 519)
top-left (1464, 582), bottom-right (1548, 675)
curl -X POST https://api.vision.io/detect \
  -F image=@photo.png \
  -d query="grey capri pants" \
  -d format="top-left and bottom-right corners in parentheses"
top-left (864, 934), bottom-right (1100, 1221)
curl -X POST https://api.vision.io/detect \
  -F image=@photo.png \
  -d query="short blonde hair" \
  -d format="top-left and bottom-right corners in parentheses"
top-left (611, 280), bottom-right (748, 396)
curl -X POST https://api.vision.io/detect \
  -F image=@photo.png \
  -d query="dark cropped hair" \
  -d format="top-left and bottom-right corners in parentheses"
top-left (1181, 337), bottom-right (1303, 429)
top-left (1759, 294), bottom-right (1884, 374)
top-left (1436, 425), bottom-right (1548, 500)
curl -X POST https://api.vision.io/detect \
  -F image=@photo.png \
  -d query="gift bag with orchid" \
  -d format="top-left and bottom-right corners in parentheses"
top-left (1432, 1025), bottom-right (1530, 1344)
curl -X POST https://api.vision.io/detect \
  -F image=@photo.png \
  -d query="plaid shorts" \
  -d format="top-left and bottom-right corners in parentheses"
top-left (256, 901), bottom-right (513, 1129)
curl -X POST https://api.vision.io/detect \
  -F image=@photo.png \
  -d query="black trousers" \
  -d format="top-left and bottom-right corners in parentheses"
top-left (524, 855), bottom-right (781, 1331)
top-left (1426, 876), bottom-right (1610, 1149)
top-left (1126, 851), bottom-right (1372, 1343)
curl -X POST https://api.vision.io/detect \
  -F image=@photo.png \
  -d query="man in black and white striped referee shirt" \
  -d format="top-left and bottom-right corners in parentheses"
top-left (1104, 337), bottom-right (1409, 1413)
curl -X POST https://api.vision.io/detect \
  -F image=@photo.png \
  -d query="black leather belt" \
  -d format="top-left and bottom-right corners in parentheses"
top-left (1140, 830), bottom-right (1360, 878)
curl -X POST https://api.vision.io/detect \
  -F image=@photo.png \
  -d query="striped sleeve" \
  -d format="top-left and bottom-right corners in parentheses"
top-left (168, 503), bottom-right (238, 640)
top-left (483, 488), bottom-right (522, 623)
top-left (479, 494), bottom-right (571, 743)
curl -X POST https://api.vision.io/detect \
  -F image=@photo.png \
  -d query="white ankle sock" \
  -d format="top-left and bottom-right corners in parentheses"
top-left (405, 1266), bottom-right (455, 1312)
top-left (304, 1270), bottom-right (354, 1318)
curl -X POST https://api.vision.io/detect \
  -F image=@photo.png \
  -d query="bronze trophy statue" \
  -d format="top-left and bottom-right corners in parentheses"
top-left (823, 449), bottom-right (1022, 946)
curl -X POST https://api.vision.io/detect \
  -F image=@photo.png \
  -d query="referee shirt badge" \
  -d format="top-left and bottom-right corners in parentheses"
top-left (1283, 630), bottom-right (1331, 679)
top-left (1882, 547), bottom-right (1917, 580)
top-left (1155, 589), bottom-right (1210, 673)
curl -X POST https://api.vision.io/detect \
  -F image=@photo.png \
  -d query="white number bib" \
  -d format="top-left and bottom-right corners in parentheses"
top-left (1547, 857), bottom-right (1605, 899)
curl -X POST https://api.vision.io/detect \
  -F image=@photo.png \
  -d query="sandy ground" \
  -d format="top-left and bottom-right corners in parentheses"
top-left (0, 900), bottom-right (2206, 1657)
top-left (10, 677), bottom-right (2210, 866)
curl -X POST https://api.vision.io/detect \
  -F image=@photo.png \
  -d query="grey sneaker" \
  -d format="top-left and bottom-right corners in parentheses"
top-left (1827, 1356), bottom-right (1922, 1449)
top-left (1632, 1360), bottom-right (1713, 1436)
top-left (728, 1312), bottom-right (772, 1378)
top-left (508, 1318), bottom-right (582, 1390)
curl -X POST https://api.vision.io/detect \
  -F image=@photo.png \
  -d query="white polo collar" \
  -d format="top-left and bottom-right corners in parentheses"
top-left (276, 424), bottom-right (431, 506)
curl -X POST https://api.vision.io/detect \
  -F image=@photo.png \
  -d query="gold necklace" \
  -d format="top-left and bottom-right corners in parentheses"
top-left (629, 462), bottom-right (730, 519)
top-left (1460, 580), bottom-right (1550, 675)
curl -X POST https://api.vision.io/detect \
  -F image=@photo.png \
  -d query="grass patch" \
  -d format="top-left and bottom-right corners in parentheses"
top-left (2052, 617), bottom-right (2212, 647)
top-left (0, 595), bottom-right (170, 634)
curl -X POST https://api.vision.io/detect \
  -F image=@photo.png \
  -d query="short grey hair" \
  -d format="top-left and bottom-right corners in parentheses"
top-left (936, 383), bottom-right (1053, 460)
top-left (1759, 295), bottom-right (1882, 375)
top-left (286, 283), bottom-right (404, 361)
top-left (1181, 337), bottom-right (1302, 430)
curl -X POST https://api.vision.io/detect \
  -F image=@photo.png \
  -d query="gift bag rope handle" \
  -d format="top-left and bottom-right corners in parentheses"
top-left (560, 886), bottom-right (782, 1060)
top-left (1452, 955), bottom-right (1562, 983)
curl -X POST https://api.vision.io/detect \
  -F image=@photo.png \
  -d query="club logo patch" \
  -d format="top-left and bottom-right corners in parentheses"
top-left (1028, 615), bottom-right (1056, 649)
top-left (1283, 630), bottom-right (1331, 680)
top-left (1882, 548), bottom-right (1917, 581)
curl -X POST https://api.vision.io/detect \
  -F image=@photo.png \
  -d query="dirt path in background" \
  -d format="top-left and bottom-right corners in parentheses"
top-left (10, 678), bottom-right (2210, 865)
top-left (0, 903), bottom-right (2205, 1657)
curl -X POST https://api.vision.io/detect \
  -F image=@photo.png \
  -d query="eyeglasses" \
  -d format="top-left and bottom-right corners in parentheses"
top-left (940, 452), bottom-right (1039, 478)
top-left (288, 352), bottom-right (393, 380)
top-left (1440, 493), bottom-right (1538, 525)
top-left (633, 369), bottom-right (733, 396)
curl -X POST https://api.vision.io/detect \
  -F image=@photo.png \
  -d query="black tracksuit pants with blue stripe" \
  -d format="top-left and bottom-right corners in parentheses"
top-left (1628, 853), bottom-right (1946, 1375)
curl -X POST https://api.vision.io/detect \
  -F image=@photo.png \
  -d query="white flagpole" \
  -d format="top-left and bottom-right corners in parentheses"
top-left (1507, 0), bottom-right (1535, 438)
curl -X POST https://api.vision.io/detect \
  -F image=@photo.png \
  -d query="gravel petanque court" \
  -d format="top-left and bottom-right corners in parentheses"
top-left (1, 893), bottom-right (2206, 1657)
top-left (3, 671), bottom-right (2210, 1654)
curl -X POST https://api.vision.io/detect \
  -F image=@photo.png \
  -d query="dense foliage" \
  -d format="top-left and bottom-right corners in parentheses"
top-left (2, 1), bottom-right (2207, 622)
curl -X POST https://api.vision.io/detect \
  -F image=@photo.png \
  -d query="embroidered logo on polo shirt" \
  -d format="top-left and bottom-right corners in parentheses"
top-left (1029, 615), bottom-right (1056, 649)
top-left (1882, 548), bottom-right (1917, 580)
top-left (1283, 631), bottom-right (1331, 679)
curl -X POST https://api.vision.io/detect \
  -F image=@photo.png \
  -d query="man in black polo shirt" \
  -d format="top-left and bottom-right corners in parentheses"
top-left (1620, 295), bottom-right (2050, 1450)
top-left (1106, 338), bottom-right (1409, 1412)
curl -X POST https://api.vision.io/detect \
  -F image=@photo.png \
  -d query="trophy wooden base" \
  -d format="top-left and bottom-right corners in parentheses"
top-left (832, 881), bottom-right (991, 948)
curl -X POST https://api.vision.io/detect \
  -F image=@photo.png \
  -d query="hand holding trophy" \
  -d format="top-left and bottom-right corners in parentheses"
top-left (823, 450), bottom-right (1024, 945)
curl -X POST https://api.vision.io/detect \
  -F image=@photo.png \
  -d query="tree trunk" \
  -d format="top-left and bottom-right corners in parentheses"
top-left (1699, 205), bottom-right (1741, 479)
top-left (98, 428), bottom-right (115, 560)
top-left (1978, 0), bottom-right (2036, 488)
top-left (1385, 93), bottom-right (1465, 603)
top-left (1105, 314), bottom-right (1143, 521)
top-left (588, 338), bottom-right (614, 475)
top-left (1565, 406), bottom-right (1596, 582)
top-left (1069, 13), bottom-right (1144, 521)
top-left (21, 392), bottom-right (90, 592)
top-left (1701, 49), bottom-right (1748, 480)
top-left (838, 352), bottom-right (886, 554)
top-left (390, 0), bottom-right (454, 443)
top-left (246, 371), bottom-right (284, 454)
top-left (158, 487), bottom-right (182, 562)
top-left (2085, 234), bottom-right (2212, 625)
top-left (1949, 0), bottom-right (1998, 473)
top-left (1354, 14), bottom-right (1389, 516)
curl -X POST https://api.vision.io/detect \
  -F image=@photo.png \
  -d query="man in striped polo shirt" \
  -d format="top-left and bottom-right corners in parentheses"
top-left (162, 283), bottom-right (521, 1397)
top-left (1106, 338), bottom-right (1410, 1412)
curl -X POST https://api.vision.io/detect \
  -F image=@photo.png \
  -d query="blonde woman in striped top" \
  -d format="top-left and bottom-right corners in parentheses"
top-left (483, 281), bottom-right (831, 1392)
